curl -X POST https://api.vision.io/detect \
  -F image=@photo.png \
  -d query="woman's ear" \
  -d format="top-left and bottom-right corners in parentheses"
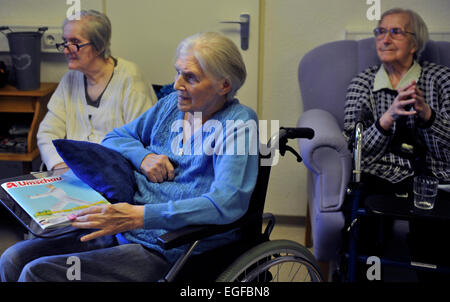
top-left (217, 79), bottom-right (231, 96)
top-left (96, 47), bottom-right (106, 58)
top-left (409, 40), bottom-right (418, 57)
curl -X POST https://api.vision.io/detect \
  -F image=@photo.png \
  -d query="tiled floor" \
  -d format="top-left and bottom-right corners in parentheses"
top-left (267, 221), bottom-right (306, 245)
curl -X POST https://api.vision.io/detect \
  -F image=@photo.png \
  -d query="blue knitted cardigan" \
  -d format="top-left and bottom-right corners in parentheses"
top-left (101, 92), bottom-right (259, 263)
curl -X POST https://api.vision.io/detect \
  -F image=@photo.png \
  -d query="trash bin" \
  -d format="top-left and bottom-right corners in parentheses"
top-left (0, 61), bottom-right (8, 88)
top-left (0, 26), bottom-right (47, 91)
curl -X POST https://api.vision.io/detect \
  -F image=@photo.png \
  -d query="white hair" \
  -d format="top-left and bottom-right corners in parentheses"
top-left (63, 10), bottom-right (112, 59)
top-left (176, 32), bottom-right (247, 101)
top-left (379, 8), bottom-right (429, 59)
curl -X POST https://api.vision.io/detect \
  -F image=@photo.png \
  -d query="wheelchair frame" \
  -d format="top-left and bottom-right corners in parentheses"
top-left (340, 117), bottom-right (450, 282)
top-left (155, 127), bottom-right (323, 282)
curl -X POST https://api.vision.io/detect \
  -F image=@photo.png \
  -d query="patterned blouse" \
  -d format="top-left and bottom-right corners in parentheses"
top-left (343, 61), bottom-right (450, 183)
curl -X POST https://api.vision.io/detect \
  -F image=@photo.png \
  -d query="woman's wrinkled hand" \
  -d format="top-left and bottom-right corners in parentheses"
top-left (140, 153), bottom-right (175, 183)
top-left (389, 81), bottom-right (418, 119)
top-left (379, 81), bottom-right (429, 130)
top-left (52, 162), bottom-right (69, 171)
top-left (71, 203), bottom-right (145, 242)
top-left (411, 84), bottom-right (432, 122)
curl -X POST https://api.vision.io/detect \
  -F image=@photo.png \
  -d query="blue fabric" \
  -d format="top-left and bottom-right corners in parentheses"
top-left (53, 139), bottom-right (137, 204)
top-left (153, 82), bottom-right (175, 100)
top-left (101, 92), bottom-right (259, 263)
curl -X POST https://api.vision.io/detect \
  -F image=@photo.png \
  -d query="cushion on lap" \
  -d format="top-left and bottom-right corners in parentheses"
top-left (53, 139), bottom-right (136, 204)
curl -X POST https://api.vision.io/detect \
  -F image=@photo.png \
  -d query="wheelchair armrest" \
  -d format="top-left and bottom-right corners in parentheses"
top-left (156, 213), bottom-right (260, 250)
top-left (297, 109), bottom-right (352, 212)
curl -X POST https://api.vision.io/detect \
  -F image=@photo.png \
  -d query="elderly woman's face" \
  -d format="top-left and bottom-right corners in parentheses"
top-left (376, 13), bottom-right (417, 66)
top-left (62, 20), bottom-right (96, 71)
top-left (174, 53), bottom-right (229, 118)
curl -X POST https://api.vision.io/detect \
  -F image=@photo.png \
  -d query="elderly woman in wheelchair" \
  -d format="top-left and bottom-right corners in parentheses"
top-left (342, 8), bottom-right (450, 280)
top-left (0, 32), bottom-right (321, 282)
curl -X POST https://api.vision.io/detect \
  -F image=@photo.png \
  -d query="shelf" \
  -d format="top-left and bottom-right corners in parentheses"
top-left (0, 147), bottom-right (40, 161)
top-left (0, 83), bottom-right (58, 97)
top-left (0, 83), bottom-right (58, 167)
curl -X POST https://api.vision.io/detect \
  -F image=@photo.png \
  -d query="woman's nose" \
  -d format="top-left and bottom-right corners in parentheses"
top-left (173, 75), bottom-right (184, 90)
top-left (63, 46), bottom-right (72, 56)
top-left (382, 32), bottom-right (393, 43)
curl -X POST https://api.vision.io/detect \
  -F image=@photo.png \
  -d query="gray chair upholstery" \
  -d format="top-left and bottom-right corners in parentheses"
top-left (296, 38), bottom-right (450, 264)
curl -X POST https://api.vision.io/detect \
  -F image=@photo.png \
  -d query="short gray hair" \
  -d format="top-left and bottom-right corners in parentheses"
top-left (379, 8), bottom-right (429, 59)
top-left (63, 10), bottom-right (112, 59)
top-left (176, 32), bottom-right (246, 101)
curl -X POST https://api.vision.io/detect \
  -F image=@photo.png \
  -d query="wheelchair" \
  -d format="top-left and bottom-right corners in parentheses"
top-left (155, 127), bottom-right (324, 282)
top-left (335, 115), bottom-right (450, 282)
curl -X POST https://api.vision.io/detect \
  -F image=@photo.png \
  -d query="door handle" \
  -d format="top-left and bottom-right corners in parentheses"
top-left (220, 13), bottom-right (250, 50)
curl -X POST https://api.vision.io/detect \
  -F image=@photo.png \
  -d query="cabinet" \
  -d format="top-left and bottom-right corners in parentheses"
top-left (0, 83), bottom-right (57, 173)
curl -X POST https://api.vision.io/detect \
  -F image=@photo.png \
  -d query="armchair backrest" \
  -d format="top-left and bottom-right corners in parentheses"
top-left (298, 38), bottom-right (450, 129)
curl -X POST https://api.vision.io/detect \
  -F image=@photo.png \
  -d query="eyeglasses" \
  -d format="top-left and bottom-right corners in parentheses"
top-left (55, 41), bottom-right (92, 53)
top-left (373, 27), bottom-right (416, 40)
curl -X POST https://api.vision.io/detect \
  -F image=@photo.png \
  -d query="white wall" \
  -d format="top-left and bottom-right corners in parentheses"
top-left (1, 0), bottom-right (449, 217)
top-left (105, 0), bottom-right (261, 112)
top-left (261, 0), bottom-right (450, 217)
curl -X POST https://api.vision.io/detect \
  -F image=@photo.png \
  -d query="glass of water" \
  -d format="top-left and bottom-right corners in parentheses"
top-left (413, 176), bottom-right (439, 210)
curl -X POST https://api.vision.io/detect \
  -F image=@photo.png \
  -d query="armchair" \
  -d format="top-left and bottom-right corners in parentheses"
top-left (296, 38), bottom-right (450, 274)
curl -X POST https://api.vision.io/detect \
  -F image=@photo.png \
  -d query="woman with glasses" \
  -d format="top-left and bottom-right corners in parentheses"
top-left (37, 10), bottom-right (155, 171)
top-left (343, 8), bottom-right (450, 280)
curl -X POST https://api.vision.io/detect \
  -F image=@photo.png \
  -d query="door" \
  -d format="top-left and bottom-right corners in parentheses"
top-left (106, 0), bottom-right (260, 111)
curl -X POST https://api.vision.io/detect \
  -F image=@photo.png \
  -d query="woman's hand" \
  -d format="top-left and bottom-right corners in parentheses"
top-left (140, 153), bottom-right (175, 183)
top-left (71, 203), bottom-right (145, 242)
top-left (379, 81), bottom-right (420, 130)
top-left (412, 85), bottom-right (432, 122)
top-left (52, 162), bottom-right (68, 171)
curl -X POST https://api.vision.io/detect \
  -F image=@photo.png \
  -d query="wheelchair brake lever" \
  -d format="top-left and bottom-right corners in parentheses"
top-left (282, 144), bottom-right (303, 162)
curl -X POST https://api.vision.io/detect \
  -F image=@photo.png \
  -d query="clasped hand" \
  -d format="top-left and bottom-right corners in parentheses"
top-left (388, 80), bottom-right (431, 121)
top-left (380, 80), bottom-right (432, 130)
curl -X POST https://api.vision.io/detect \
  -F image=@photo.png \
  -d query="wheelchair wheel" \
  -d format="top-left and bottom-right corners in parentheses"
top-left (216, 239), bottom-right (323, 282)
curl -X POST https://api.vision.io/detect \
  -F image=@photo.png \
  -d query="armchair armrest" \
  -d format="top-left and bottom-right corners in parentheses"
top-left (297, 109), bottom-right (352, 211)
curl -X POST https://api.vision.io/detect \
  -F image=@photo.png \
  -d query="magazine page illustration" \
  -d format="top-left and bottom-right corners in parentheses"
top-left (1, 170), bottom-right (109, 229)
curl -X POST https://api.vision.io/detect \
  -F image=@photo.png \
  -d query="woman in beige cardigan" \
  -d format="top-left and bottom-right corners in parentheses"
top-left (37, 10), bottom-right (155, 171)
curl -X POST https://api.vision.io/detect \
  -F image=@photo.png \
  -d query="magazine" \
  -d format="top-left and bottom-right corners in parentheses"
top-left (1, 170), bottom-right (109, 230)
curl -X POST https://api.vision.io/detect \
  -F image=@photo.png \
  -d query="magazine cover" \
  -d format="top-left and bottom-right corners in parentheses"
top-left (1, 170), bottom-right (109, 229)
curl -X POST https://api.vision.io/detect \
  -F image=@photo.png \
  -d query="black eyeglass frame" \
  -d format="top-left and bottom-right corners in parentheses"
top-left (373, 27), bottom-right (416, 40)
top-left (55, 41), bottom-right (93, 52)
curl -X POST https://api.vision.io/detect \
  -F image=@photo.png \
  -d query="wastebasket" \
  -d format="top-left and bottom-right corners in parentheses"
top-left (0, 26), bottom-right (47, 91)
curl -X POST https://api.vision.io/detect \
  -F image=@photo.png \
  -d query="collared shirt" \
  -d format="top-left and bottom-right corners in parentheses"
top-left (343, 61), bottom-right (450, 183)
top-left (373, 60), bottom-right (422, 91)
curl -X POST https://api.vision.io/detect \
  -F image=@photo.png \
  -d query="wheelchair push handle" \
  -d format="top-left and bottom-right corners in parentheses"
top-left (277, 127), bottom-right (314, 163)
top-left (280, 127), bottom-right (315, 140)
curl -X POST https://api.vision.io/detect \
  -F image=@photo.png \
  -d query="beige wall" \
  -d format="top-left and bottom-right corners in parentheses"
top-left (0, 0), bottom-right (102, 82)
top-left (1, 0), bottom-right (449, 217)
